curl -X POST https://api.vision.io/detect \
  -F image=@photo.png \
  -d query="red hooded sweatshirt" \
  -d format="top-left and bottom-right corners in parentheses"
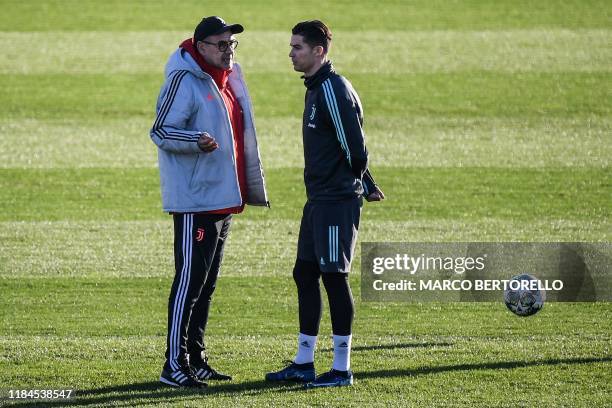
top-left (180, 38), bottom-right (247, 214)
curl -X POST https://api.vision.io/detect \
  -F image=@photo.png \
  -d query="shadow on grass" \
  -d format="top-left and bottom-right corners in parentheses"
top-left (358, 356), bottom-right (612, 380)
top-left (319, 341), bottom-right (454, 353)
top-left (9, 356), bottom-right (610, 407)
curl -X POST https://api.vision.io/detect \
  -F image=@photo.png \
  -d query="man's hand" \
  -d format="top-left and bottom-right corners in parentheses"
top-left (197, 132), bottom-right (219, 153)
top-left (365, 186), bottom-right (385, 202)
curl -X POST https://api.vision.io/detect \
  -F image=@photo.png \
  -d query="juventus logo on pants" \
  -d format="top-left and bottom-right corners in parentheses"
top-left (196, 228), bottom-right (205, 242)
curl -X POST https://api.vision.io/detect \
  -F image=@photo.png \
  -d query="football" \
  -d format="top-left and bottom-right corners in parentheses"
top-left (504, 274), bottom-right (546, 316)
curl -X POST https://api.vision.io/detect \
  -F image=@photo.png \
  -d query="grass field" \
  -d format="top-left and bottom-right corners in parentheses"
top-left (0, 0), bottom-right (610, 406)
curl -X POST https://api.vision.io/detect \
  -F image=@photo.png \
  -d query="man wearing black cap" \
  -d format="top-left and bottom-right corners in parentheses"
top-left (150, 16), bottom-right (268, 388)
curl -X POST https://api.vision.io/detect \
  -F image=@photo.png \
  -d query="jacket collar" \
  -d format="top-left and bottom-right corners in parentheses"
top-left (303, 61), bottom-right (334, 90)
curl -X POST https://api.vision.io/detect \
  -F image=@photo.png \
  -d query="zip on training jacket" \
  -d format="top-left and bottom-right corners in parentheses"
top-left (302, 61), bottom-right (377, 201)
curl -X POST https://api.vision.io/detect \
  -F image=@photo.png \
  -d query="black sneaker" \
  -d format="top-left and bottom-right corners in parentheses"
top-left (190, 356), bottom-right (232, 381)
top-left (265, 361), bottom-right (316, 382)
top-left (160, 362), bottom-right (207, 388)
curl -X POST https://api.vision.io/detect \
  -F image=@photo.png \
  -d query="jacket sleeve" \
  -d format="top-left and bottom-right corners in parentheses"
top-left (150, 70), bottom-right (203, 154)
top-left (321, 78), bottom-right (368, 178)
top-left (362, 168), bottom-right (378, 197)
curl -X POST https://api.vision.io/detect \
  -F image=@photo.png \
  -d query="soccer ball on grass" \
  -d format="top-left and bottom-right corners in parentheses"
top-left (503, 274), bottom-right (545, 316)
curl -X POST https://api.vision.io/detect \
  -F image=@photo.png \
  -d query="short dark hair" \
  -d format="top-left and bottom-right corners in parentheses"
top-left (292, 20), bottom-right (332, 53)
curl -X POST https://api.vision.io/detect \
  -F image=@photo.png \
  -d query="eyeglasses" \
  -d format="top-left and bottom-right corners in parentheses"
top-left (200, 39), bottom-right (239, 52)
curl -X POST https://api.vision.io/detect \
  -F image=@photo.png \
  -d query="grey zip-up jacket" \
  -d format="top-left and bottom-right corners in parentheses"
top-left (150, 47), bottom-right (268, 213)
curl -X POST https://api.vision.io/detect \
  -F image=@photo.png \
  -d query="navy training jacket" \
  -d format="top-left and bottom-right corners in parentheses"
top-left (301, 61), bottom-right (377, 201)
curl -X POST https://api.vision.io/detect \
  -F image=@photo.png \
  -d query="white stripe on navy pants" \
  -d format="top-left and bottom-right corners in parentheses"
top-left (165, 213), bottom-right (232, 369)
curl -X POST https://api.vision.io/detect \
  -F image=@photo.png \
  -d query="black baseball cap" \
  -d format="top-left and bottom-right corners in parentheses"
top-left (194, 16), bottom-right (244, 42)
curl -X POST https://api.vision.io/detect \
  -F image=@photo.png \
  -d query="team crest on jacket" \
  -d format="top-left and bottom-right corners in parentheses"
top-left (196, 228), bottom-right (205, 242)
top-left (309, 104), bottom-right (316, 120)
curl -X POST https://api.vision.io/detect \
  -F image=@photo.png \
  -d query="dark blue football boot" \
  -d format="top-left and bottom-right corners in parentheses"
top-left (265, 361), bottom-right (316, 382)
top-left (304, 369), bottom-right (353, 389)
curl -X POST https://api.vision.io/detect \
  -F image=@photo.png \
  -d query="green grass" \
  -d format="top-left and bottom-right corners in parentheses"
top-left (2, 117), bottom-right (610, 169)
top-left (2, 29), bottom-right (610, 75)
top-left (1, 0), bottom-right (610, 31)
top-left (2, 218), bottom-right (610, 281)
top-left (2, 276), bottom-right (612, 338)
top-left (1, 277), bottom-right (611, 406)
top-left (1, 167), bottom-right (609, 221)
top-left (2, 72), bottom-right (609, 119)
top-left (0, 0), bottom-right (610, 406)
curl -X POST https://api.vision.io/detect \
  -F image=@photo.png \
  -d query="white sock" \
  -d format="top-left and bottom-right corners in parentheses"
top-left (332, 334), bottom-right (352, 371)
top-left (294, 333), bottom-right (317, 364)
